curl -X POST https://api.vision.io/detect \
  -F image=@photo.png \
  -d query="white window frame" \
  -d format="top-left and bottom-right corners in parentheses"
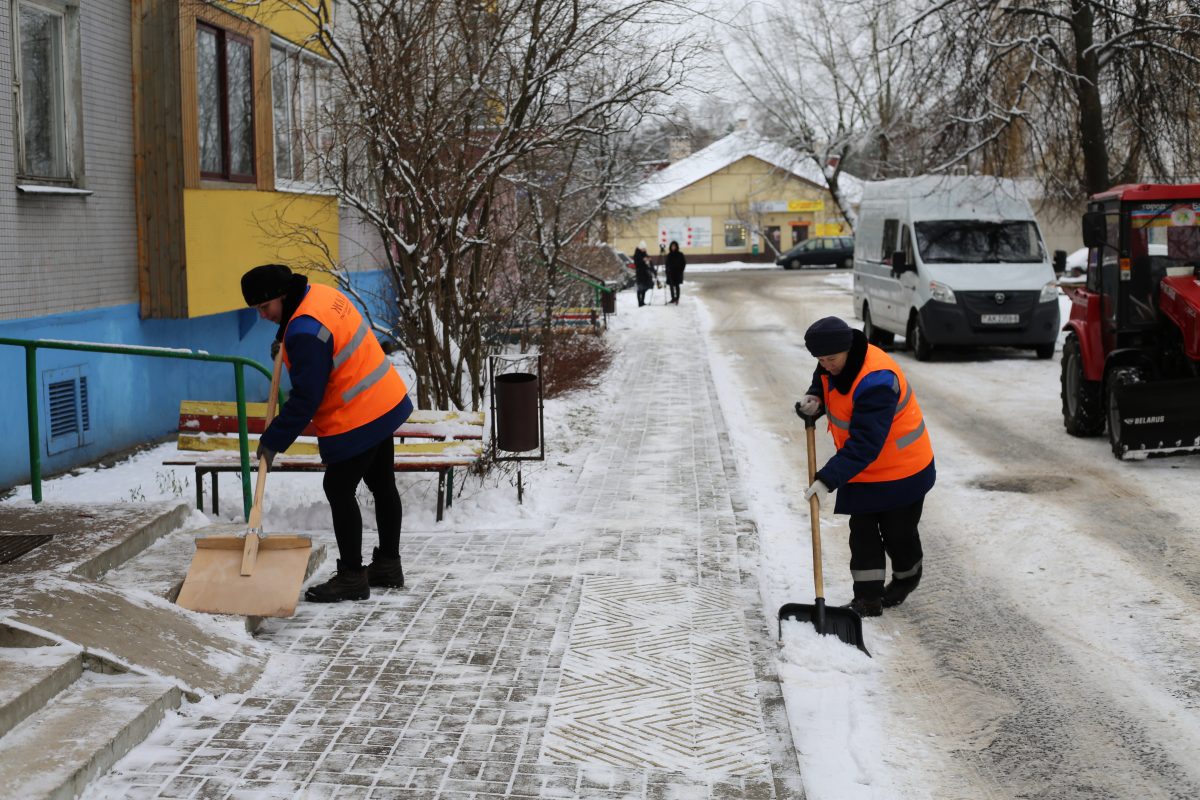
top-left (270, 38), bottom-right (334, 194)
top-left (11, 0), bottom-right (84, 186)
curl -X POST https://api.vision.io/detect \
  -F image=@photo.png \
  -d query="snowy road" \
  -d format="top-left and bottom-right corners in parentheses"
top-left (690, 266), bottom-right (1200, 800)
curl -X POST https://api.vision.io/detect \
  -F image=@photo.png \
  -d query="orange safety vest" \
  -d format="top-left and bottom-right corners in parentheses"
top-left (821, 345), bottom-right (933, 483)
top-left (283, 284), bottom-right (408, 437)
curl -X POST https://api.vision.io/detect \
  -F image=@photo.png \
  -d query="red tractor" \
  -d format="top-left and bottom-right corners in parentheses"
top-left (1061, 183), bottom-right (1200, 459)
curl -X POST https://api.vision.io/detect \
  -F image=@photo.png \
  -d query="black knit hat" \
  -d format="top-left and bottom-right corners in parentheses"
top-left (804, 316), bottom-right (855, 357)
top-left (241, 264), bottom-right (293, 306)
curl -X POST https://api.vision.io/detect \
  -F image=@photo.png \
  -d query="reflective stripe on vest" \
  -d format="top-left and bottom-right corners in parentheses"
top-left (283, 284), bottom-right (409, 438)
top-left (821, 344), bottom-right (933, 483)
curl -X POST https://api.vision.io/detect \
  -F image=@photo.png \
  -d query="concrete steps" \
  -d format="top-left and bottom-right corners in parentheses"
top-left (0, 642), bottom-right (82, 740)
top-left (0, 501), bottom-right (323, 797)
top-left (0, 652), bottom-right (179, 800)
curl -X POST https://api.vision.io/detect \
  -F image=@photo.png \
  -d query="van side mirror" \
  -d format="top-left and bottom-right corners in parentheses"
top-left (1053, 250), bottom-right (1067, 274)
top-left (1082, 212), bottom-right (1107, 249)
top-left (891, 250), bottom-right (910, 275)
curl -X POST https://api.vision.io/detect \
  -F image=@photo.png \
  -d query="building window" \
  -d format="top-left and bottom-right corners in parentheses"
top-left (14, 0), bottom-right (82, 183)
top-left (271, 42), bottom-right (332, 187)
top-left (724, 222), bottom-right (747, 249)
top-left (197, 22), bottom-right (255, 182)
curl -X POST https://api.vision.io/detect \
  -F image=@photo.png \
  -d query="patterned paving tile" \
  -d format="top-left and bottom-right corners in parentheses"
top-left (541, 576), bottom-right (771, 778)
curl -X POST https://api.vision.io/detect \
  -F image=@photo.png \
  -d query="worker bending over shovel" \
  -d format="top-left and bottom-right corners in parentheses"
top-left (241, 264), bottom-right (413, 602)
top-left (797, 316), bottom-right (935, 617)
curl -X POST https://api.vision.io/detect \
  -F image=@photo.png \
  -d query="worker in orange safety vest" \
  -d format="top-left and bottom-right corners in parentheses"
top-left (795, 316), bottom-right (936, 617)
top-left (241, 264), bottom-right (413, 603)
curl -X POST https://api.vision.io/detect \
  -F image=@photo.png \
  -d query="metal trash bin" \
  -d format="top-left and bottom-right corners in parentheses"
top-left (601, 289), bottom-right (616, 315)
top-left (495, 372), bottom-right (540, 452)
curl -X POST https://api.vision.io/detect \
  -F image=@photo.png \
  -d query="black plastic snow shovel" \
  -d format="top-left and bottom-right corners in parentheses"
top-left (777, 408), bottom-right (870, 657)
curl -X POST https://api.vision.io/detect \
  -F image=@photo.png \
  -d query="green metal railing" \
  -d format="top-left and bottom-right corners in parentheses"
top-left (0, 337), bottom-right (280, 518)
top-left (555, 264), bottom-right (610, 307)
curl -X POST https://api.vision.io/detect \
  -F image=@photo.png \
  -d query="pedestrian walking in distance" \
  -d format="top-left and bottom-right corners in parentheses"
top-left (241, 263), bottom-right (413, 602)
top-left (664, 240), bottom-right (686, 305)
top-left (633, 241), bottom-right (657, 307)
top-left (796, 316), bottom-right (935, 617)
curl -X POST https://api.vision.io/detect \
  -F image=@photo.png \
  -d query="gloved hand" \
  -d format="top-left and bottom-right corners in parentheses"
top-left (270, 339), bottom-right (281, 360)
top-left (803, 479), bottom-right (831, 504)
top-left (255, 442), bottom-right (277, 470)
top-left (795, 394), bottom-right (822, 416)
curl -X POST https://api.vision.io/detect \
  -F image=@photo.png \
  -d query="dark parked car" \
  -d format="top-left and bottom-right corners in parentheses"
top-left (776, 236), bottom-right (854, 269)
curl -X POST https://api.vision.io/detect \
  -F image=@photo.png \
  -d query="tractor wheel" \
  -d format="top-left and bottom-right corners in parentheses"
top-left (1060, 334), bottom-right (1103, 437)
top-left (907, 314), bottom-right (933, 361)
top-left (1106, 366), bottom-right (1144, 459)
top-left (863, 305), bottom-right (894, 347)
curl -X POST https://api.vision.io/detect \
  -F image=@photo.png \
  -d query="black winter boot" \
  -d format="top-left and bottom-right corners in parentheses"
top-left (304, 560), bottom-right (369, 603)
top-left (844, 597), bottom-right (883, 617)
top-left (882, 567), bottom-right (922, 608)
top-left (367, 547), bottom-right (405, 588)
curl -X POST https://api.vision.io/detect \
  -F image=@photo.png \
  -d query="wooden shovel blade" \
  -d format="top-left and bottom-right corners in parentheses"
top-left (177, 535), bottom-right (312, 618)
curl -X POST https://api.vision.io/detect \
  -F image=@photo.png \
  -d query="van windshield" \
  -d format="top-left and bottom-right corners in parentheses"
top-left (914, 220), bottom-right (1044, 263)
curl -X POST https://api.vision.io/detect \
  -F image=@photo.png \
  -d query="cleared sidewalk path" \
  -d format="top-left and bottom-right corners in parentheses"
top-left (91, 296), bottom-right (804, 799)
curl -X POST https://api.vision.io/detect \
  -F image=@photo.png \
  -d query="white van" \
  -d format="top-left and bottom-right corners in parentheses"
top-left (852, 175), bottom-right (1061, 360)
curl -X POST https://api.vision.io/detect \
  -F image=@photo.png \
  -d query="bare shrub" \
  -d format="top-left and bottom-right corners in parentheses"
top-left (543, 333), bottom-right (613, 398)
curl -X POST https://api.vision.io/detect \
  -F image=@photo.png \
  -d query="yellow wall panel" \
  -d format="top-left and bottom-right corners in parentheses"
top-left (183, 189), bottom-right (339, 317)
top-left (211, 0), bottom-right (329, 50)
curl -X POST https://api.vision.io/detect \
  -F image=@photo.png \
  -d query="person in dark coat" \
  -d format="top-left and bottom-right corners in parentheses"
top-left (664, 240), bottom-right (686, 304)
top-left (633, 241), bottom-right (657, 307)
top-left (796, 316), bottom-right (936, 617)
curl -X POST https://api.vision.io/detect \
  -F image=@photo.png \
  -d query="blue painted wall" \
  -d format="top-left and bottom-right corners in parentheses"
top-left (0, 269), bottom-right (397, 491)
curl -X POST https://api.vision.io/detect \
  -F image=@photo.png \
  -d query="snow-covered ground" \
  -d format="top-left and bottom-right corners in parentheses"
top-left (8, 262), bottom-right (1200, 798)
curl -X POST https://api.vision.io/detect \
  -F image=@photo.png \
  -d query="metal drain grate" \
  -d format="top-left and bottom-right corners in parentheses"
top-left (0, 534), bottom-right (54, 564)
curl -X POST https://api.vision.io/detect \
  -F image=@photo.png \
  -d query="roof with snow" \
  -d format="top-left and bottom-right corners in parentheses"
top-left (623, 130), bottom-right (862, 209)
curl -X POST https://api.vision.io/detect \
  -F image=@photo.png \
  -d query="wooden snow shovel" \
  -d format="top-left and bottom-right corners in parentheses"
top-left (777, 409), bottom-right (870, 657)
top-left (176, 348), bottom-right (312, 617)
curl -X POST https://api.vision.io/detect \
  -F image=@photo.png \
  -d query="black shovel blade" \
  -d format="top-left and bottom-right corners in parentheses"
top-left (778, 600), bottom-right (870, 657)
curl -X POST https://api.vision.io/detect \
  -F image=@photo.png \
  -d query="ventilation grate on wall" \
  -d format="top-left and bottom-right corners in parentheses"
top-left (48, 380), bottom-right (79, 440)
top-left (43, 366), bottom-right (92, 455)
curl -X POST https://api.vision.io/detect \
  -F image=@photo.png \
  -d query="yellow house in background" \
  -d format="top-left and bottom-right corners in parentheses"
top-left (613, 131), bottom-right (860, 263)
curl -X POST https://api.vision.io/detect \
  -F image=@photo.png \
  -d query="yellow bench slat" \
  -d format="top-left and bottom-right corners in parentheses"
top-left (177, 434), bottom-right (482, 458)
top-left (181, 400), bottom-right (484, 427)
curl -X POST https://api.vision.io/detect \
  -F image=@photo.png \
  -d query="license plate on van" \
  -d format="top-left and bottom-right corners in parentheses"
top-left (980, 313), bottom-right (1019, 324)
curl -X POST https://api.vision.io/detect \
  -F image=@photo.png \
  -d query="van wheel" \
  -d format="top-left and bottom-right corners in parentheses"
top-left (863, 305), bottom-right (894, 347)
top-left (907, 314), bottom-right (933, 361)
top-left (1035, 342), bottom-right (1055, 359)
top-left (841, 256), bottom-right (852, 269)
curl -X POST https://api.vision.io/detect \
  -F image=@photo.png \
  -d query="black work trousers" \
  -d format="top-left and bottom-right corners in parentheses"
top-left (668, 283), bottom-right (681, 303)
top-left (847, 498), bottom-right (924, 600)
top-left (322, 437), bottom-right (402, 570)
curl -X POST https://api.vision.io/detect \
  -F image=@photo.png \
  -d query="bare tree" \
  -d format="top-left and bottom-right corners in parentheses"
top-left (721, 0), bottom-right (932, 230)
top-left (906, 0), bottom-right (1200, 201)
top-left (246, 0), bottom-right (691, 410)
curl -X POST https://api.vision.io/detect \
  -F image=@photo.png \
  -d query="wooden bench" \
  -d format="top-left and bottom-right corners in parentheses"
top-left (163, 400), bottom-right (485, 522)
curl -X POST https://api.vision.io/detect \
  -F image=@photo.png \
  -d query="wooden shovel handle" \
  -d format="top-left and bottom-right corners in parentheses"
top-left (804, 418), bottom-right (825, 599)
top-left (246, 348), bottom-right (282, 529)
